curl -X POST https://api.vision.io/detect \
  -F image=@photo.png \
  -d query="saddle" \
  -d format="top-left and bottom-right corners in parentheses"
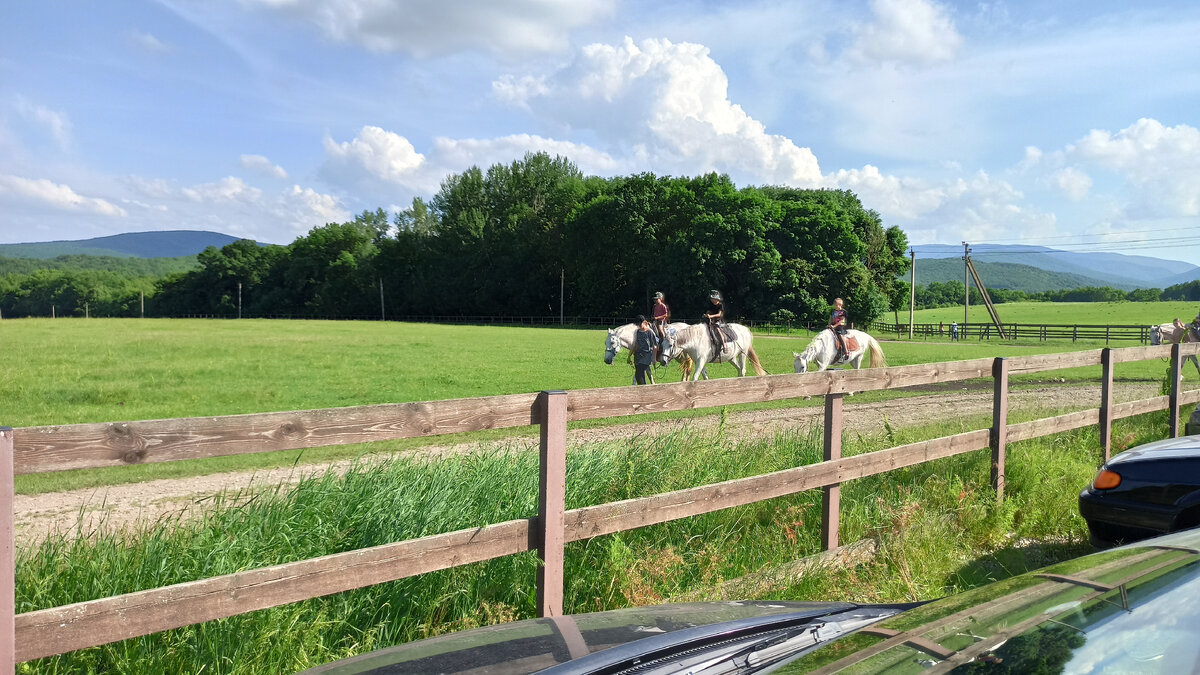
top-left (830, 329), bottom-right (858, 362)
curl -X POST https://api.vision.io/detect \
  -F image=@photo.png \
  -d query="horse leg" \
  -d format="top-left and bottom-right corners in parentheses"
top-left (734, 352), bottom-right (747, 377)
top-left (692, 355), bottom-right (708, 381)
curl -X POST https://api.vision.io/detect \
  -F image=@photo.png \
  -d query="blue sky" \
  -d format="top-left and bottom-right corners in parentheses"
top-left (3, 0), bottom-right (1200, 265)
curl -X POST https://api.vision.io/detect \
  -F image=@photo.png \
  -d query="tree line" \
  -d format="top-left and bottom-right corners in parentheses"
top-left (1, 153), bottom-right (912, 325)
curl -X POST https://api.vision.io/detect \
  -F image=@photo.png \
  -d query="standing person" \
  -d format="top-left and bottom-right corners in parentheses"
top-left (633, 315), bottom-right (659, 385)
top-left (950, 321), bottom-right (959, 341)
top-left (939, 321), bottom-right (945, 337)
top-left (703, 290), bottom-right (726, 352)
top-left (829, 297), bottom-right (848, 361)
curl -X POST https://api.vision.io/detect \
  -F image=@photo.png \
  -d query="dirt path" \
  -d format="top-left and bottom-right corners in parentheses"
top-left (14, 381), bottom-right (1160, 549)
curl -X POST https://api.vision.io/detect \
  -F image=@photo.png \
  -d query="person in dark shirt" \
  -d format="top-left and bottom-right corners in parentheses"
top-left (829, 297), bottom-right (847, 361)
top-left (633, 315), bottom-right (659, 385)
top-left (704, 290), bottom-right (725, 352)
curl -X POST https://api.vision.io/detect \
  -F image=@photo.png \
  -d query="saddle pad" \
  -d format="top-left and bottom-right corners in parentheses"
top-left (844, 335), bottom-right (859, 353)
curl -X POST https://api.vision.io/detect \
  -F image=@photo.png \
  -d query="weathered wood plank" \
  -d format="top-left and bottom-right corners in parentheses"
top-left (991, 359), bottom-right (1008, 501)
top-left (822, 394), bottom-right (843, 551)
top-left (1170, 344), bottom-right (1182, 438)
top-left (536, 391), bottom-right (567, 618)
top-left (1112, 396), bottom-right (1170, 419)
top-left (1, 428), bottom-right (14, 675)
top-left (15, 518), bottom-right (533, 662)
top-left (1005, 350), bottom-right (1101, 373)
top-left (566, 359), bottom-right (996, 422)
top-left (1007, 410), bottom-right (1100, 444)
top-left (563, 429), bottom-right (992, 542)
top-left (1100, 349), bottom-right (1114, 461)
top-left (13, 393), bottom-right (540, 475)
top-left (1110, 344), bottom-right (1179, 363)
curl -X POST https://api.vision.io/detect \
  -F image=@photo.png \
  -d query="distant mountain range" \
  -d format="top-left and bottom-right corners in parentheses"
top-left (912, 244), bottom-right (1200, 291)
top-left (0, 230), bottom-right (247, 259)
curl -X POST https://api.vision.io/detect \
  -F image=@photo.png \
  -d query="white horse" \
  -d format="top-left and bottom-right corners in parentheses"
top-left (603, 322), bottom-right (705, 382)
top-left (1150, 320), bottom-right (1200, 377)
top-left (793, 329), bottom-right (886, 373)
top-left (661, 323), bottom-right (766, 381)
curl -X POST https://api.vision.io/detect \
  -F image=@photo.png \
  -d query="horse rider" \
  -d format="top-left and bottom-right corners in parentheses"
top-left (651, 291), bottom-right (670, 361)
top-left (633, 314), bottom-right (659, 385)
top-left (829, 297), bottom-right (848, 361)
top-left (704, 290), bottom-right (726, 353)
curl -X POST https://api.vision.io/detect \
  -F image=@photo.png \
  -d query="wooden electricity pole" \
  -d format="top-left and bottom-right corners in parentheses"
top-left (908, 249), bottom-right (915, 339)
top-left (962, 242), bottom-right (970, 327)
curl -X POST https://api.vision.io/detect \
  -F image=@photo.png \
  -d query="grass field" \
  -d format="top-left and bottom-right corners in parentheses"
top-left (19, 411), bottom-right (1167, 674)
top-left (0, 317), bottom-right (1180, 429)
top-left (3, 316), bottom-right (1191, 495)
top-left (911, 300), bottom-right (1200, 326)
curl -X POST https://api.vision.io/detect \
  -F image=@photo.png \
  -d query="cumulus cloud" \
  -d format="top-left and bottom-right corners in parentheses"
top-left (832, 166), bottom-right (1055, 243)
top-left (848, 0), bottom-right (963, 66)
top-left (182, 176), bottom-right (263, 203)
top-left (323, 126), bottom-right (426, 184)
top-left (244, 0), bottom-right (614, 56)
top-left (15, 96), bottom-right (72, 151)
top-left (1068, 118), bottom-right (1200, 216)
top-left (1051, 167), bottom-right (1092, 200)
top-left (240, 154), bottom-right (288, 179)
top-left (431, 134), bottom-right (623, 175)
top-left (0, 174), bottom-right (126, 216)
top-left (496, 37), bottom-right (822, 186)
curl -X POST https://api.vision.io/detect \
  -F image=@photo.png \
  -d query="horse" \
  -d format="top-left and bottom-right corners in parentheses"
top-left (1149, 320), bottom-right (1200, 377)
top-left (660, 322), bottom-right (766, 381)
top-left (603, 322), bottom-right (705, 382)
top-left (793, 329), bottom-right (886, 373)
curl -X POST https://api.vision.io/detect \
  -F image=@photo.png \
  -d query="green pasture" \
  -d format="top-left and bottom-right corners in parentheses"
top-left (17, 410), bottom-right (1171, 674)
top-left (912, 300), bottom-right (1200, 326)
top-left (2, 317), bottom-right (1190, 494)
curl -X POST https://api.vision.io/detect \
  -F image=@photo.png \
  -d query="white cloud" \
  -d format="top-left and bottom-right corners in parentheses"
top-left (492, 75), bottom-right (549, 109)
top-left (431, 134), bottom-right (623, 175)
top-left (322, 126), bottom-right (426, 184)
top-left (497, 37), bottom-right (823, 186)
top-left (240, 154), bottom-right (288, 179)
top-left (832, 166), bottom-right (1055, 243)
top-left (129, 30), bottom-right (169, 53)
top-left (848, 0), bottom-right (963, 66)
top-left (14, 96), bottom-right (71, 151)
top-left (1068, 118), bottom-right (1200, 216)
top-left (1051, 167), bottom-right (1092, 201)
top-left (182, 176), bottom-right (263, 203)
top-left (244, 0), bottom-right (615, 56)
top-left (0, 174), bottom-right (126, 216)
top-left (284, 185), bottom-right (349, 226)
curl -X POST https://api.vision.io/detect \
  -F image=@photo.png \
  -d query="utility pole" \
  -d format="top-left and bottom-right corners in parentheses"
top-left (379, 278), bottom-right (385, 321)
top-left (962, 242), bottom-right (970, 327)
top-left (560, 268), bottom-right (565, 326)
top-left (237, 282), bottom-right (243, 319)
top-left (140, 291), bottom-right (145, 318)
top-left (909, 249), bottom-right (915, 339)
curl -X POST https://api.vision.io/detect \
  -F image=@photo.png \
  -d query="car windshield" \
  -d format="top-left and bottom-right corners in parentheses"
top-left (776, 539), bottom-right (1200, 674)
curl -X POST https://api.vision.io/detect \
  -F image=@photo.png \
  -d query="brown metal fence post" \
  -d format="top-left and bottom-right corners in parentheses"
top-left (991, 359), bottom-right (1009, 502)
top-left (1, 427), bottom-right (13, 675)
top-left (822, 394), bottom-right (843, 551)
top-left (1170, 344), bottom-right (1182, 438)
top-left (1100, 348), bottom-right (1114, 461)
top-left (537, 391), bottom-right (568, 617)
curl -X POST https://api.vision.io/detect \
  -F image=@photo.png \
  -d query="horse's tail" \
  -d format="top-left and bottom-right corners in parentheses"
top-left (747, 345), bottom-right (767, 376)
top-left (867, 336), bottom-right (886, 368)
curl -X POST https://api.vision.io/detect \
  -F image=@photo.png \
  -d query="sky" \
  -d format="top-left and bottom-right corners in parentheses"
top-left (2, 0), bottom-right (1200, 265)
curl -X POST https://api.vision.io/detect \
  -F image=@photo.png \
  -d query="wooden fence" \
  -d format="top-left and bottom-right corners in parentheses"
top-left (3, 343), bottom-right (1200, 671)
top-left (867, 320), bottom-right (1156, 343)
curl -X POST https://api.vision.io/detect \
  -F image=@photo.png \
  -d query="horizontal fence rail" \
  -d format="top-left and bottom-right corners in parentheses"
top-left (4, 342), bottom-right (1200, 669)
top-left (867, 320), bottom-right (1158, 344)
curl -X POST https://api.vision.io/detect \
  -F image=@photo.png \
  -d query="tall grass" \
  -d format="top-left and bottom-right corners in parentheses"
top-left (16, 411), bottom-right (1171, 674)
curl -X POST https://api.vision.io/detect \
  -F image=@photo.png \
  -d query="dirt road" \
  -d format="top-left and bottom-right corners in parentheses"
top-left (14, 381), bottom-right (1160, 548)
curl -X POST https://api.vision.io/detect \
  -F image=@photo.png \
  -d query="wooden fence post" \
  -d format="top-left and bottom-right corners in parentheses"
top-left (537, 391), bottom-right (568, 617)
top-left (991, 359), bottom-right (1008, 502)
top-left (1100, 348), bottom-right (1114, 461)
top-left (1170, 344), bottom-right (1182, 438)
top-left (1, 427), bottom-right (13, 675)
top-left (822, 394), bottom-right (843, 551)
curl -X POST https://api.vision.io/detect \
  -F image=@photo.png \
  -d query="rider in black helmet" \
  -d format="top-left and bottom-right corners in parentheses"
top-left (704, 290), bottom-right (725, 352)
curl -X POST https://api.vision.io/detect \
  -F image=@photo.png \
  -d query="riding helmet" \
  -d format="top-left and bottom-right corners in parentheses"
top-left (709, 290), bottom-right (722, 300)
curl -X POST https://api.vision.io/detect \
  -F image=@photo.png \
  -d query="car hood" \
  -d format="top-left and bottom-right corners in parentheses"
top-left (297, 601), bottom-right (907, 675)
top-left (1106, 436), bottom-right (1200, 465)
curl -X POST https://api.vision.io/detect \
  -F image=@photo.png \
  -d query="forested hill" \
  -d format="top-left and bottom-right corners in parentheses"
top-left (0, 254), bottom-right (198, 277)
top-left (0, 230), bottom-right (243, 259)
top-left (910, 258), bottom-right (1117, 292)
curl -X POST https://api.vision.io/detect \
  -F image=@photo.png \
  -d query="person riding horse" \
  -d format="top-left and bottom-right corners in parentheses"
top-left (704, 290), bottom-right (726, 353)
top-left (829, 297), bottom-right (848, 361)
top-left (651, 292), bottom-right (670, 338)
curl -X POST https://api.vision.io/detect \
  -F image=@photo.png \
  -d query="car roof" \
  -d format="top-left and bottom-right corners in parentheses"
top-left (1107, 435), bottom-right (1200, 464)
